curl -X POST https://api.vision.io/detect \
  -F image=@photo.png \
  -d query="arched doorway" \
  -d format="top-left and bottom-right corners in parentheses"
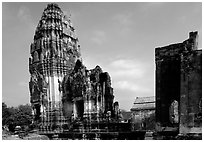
top-left (169, 100), bottom-right (179, 124)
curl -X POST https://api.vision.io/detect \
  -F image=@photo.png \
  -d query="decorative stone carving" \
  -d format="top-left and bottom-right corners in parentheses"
top-left (29, 3), bottom-right (118, 134)
top-left (61, 59), bottom-right (115, 122)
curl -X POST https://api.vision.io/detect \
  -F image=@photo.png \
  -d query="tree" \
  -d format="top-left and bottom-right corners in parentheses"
top-left (143, 112), bottom-right (155, 130)
top-left (2, 102), bottom-right (8, 125)
top-left (14, 104), bottom-right (33, 127)
top-left (2, 102), bottom-right (33, 131)
top-left (2, 102), bottom-right (16, 132)
top-left (2, 102), bottom-right (12, 126)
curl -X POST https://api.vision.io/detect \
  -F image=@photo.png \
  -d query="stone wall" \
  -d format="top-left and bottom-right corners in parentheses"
top-left (155, 31), bottom-right (202, 138)
top-left (180, 50), bottom-right (202, 134)
top-left (132, 109), bottom-right (155, 130)
top-left (62, 61), bottom-right (115, 122)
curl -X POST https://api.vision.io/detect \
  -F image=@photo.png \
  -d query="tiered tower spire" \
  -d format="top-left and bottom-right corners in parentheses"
top-left (29, 3), bottom-right (81, 133)
top-left (29, 3), bottom-right (116, 135)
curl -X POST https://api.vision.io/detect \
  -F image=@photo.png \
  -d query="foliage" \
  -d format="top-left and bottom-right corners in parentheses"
top-left (15, 104), bottom-right (33, 126)
top-left (2, 102), bottom-right (33, 131)
top-left (2, 102), bottom-right (10, 125)
top-left (143, 112), bottom-right (155, 130)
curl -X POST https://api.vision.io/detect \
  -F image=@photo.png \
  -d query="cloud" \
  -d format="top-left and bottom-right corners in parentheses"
top-left (17, 6), bottom-right (35, 29)
top-left (108, 59), bottom-right (146, 79)
top-left (79, 56), bottom-right (154, 110)
top-left (82, 56), bottom-right (153, 110)
top-left (103, 58), bottom-right (152, 94)
top-left (82, 56), bottom-right (101, 70)
top-left (90, 30), bottom-right (106, 45)
top-left (114, 80), bottom-right (151, 93)
top-left (105, 58), bottom-right (153, 110)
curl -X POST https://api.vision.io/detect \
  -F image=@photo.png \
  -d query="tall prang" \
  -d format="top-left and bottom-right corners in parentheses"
top-left (29, 3), bottom-right (119, 136)
top-left (29, 3), bottom-right (81, 132)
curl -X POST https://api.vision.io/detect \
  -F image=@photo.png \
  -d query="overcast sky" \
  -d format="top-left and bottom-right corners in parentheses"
top-left (2, 2), bottom-right (202, 111)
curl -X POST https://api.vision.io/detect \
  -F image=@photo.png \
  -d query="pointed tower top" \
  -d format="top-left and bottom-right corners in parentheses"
top-left (33, 3), bottom-right (78, 41)
top-left (30, 3), bottom-right (81, 63)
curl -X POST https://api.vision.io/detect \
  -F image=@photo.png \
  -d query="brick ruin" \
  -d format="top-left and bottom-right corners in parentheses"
top-left (155, 31), bottom-right (202, 139)
top-left (28, 3), bottom-right (117, 135)
top-left (131, 96), bottom-right (155, 131)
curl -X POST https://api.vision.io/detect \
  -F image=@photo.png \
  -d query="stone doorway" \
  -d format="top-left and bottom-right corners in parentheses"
top-left (169, 100), bottom-right (179, 124)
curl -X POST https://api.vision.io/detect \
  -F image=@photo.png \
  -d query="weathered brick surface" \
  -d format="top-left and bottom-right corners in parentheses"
top-left (180, 50), bottom-right (202, 134)
top-left (155, 31), bottom-right (202, 139)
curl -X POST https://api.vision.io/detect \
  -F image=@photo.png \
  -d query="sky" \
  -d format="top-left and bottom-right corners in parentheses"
top-left (2, 2), bottom-right (202, 111)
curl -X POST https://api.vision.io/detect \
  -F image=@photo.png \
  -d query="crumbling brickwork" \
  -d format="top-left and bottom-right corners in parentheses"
top-left (155, 31), bottom-right (202, 139)
top-left (131, 96), bottom-right (155, 131)
top-left (180, 49), bottom-right (202, 134)
top-left (62, 61), bottom-right (114, 123)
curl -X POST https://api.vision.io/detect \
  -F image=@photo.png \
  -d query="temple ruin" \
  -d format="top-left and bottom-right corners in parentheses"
top-left (155, 31), bottom-right (202, 139)
top-left (131, 96), bottom-right (155, 131)
top-left (29, 3), bottom-right (81, 133)
top-left (28, 3), bottom-right (144, 139)
top-left (28, 3), bottom-right (201, 140)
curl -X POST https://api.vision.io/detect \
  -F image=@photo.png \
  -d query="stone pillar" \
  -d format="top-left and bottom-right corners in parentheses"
top-left (102, 82), bottom-right (105, 112)
top-left (96, 84), bottom-right (100, 121)
top-left (83, 95), bottom-right (88, 118)
top-left (179, 51), bottom-right (202, 135)
top-left (88, 96), bottom-right (92, 112)
top-left (73, 101), bottom-right (77, 119)
top-left (40, 103), bottom-right (44, 123)
top-left (88, 95), bottom-right (92, 121)
top-left (155, 59), bottom-right (162, 130)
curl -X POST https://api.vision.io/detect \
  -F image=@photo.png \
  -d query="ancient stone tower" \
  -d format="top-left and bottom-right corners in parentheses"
top-left (29, 3), bottom-right (116, 134)
top-left (29, 3), bottom-right (81, 133)
top-left (155, 31), bottom-right (202, 139)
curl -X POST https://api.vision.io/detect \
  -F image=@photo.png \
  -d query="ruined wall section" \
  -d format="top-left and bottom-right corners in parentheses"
top-left (155, 43), bottom-right (183, 127)
top-left (180, 50), bottom-right (202, 134)
top-left (155, 31), bottom-right (201, 136)
top-left (62, 63), bottom-right (114, 122)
